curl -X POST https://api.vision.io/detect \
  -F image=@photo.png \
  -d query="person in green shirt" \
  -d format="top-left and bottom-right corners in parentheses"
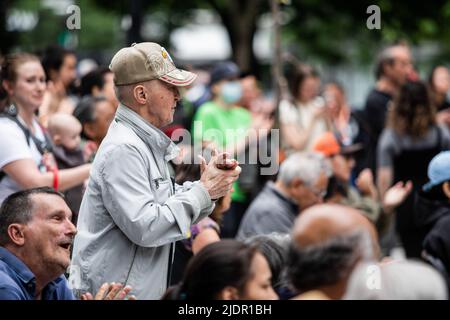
top-left (192, 62), bottom-right (273, 237)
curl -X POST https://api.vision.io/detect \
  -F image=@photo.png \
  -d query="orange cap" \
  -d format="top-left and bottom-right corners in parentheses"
top-left (313, 132), bottom-right (340, 157)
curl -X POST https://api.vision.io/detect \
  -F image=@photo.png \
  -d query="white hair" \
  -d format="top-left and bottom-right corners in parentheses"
top-left (278, 152), bottom-right (332, 186)
top-left (344, 260), bottom-right (448, 300)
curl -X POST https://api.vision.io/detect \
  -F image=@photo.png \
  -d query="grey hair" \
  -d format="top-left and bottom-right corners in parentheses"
top-left (278, 152), bottom-right (332, 186)
top-left (344, 260), bottom-right (448, 300)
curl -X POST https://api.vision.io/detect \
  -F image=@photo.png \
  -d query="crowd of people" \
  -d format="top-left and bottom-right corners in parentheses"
top-left (0, 40), bottom-right (450, 300)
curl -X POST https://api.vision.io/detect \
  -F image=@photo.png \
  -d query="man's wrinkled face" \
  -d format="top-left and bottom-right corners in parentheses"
top-left (143, 80), bottom-right (181, 128)
top-left (22, 194), bottom-right (77, 274)
top-left (289, 172), bottom-right (329, 210)
top-left (386, 47), bottom-right (413, 86)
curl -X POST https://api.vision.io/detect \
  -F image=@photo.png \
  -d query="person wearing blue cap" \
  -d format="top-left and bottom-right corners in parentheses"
top-left (422, 151), bottom-right (450, 192)
top-left (415, 151), bottom-right (450, 229)
top-left (415, 151), bottom-right (450, 290)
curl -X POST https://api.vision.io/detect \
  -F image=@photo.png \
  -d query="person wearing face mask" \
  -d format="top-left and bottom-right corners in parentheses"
top-left (193, 62), bottom-right (273, 238)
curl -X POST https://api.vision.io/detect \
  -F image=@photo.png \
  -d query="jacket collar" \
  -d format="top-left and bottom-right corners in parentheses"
top-left (266, 181), bottom-right (299, 213)
top-left (115, 103), bottom-right (179, 161)
top-left (0, 246), bottom-right (35, 284)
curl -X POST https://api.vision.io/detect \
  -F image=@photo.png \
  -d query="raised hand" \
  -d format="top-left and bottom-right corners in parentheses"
top-left (383, 181), bottom-right (413, 213)
top-left (199, 149), bottom-right (241, 200)
top-left (80, 282), bottom-right (136, 300)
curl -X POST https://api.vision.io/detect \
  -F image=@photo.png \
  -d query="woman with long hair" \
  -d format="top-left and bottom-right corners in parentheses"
top-left (163, 240), bottom-right (278, 300)
top-left (279, 64), bottom-right (329, 154)
top-left (0, 53), bottom-right (90, 204)
top-left (428, 65), bottom-right (450, 128)
top-left (377, 80), bottom-right (450, 258)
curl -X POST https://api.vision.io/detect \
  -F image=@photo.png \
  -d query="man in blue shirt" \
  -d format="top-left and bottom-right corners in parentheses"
top-left (0, 187), bottom-right (132, 300)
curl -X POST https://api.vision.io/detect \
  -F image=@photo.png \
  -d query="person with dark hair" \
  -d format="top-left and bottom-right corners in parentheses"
top-left (163, 240), bottom-right (278, 300)
top-left (287, 204), bottom-right (379, 300)
top-left (73, 95), bottom-right (115, 162)
top-left (428, 65), bottom-right (450, 128)
top-left (280, 64), bottom-right (329, 154)
top-left (0, 53), bottom-right (90, 205)
top-left (39, 45), bottom-right (78, 127)
top-left (243, 233), bottom-right (291, 298)
top-left (41, 45), bottom-right (77, 89)
top-left (79, 67), bottom-right (118, 108)
top-left (377, 81), bottom-right (450, 258)
top-left (363, 43), bottom-right (413, 178)
top-left (0, 187), bottom-right (134, 300)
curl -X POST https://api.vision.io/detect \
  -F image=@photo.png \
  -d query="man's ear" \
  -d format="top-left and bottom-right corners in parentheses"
top-left (7, 224), bottom-right (26, 246)
top-left (133, 85), bottom-right (147, 105)
top-left (217, 286), bottom-right (239, 300)
top-left (52, 134), bottom-right (62, 145)
top-left (443, 181), bottom-right (450, 199)
top-left (289, 177), bottom-right (303, 189)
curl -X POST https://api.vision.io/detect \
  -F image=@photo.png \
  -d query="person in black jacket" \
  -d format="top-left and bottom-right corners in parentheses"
top-left (417, 151), bottom-right (450, 288)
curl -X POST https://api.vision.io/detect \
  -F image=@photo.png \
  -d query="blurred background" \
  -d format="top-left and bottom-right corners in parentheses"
top-left (2, 0), bottom-right (450, 107)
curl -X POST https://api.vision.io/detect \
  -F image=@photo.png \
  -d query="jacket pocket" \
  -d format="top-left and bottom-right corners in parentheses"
top-left (153, 178), bottom-right (172, 204)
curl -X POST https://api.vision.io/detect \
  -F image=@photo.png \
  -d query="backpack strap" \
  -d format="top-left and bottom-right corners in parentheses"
top-left (0, 111), bottom-right (53, 183)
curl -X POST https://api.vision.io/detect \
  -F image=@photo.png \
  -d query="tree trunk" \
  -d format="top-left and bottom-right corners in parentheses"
top-left (0, 0), bottom-right (17, 54)
top-left (208, 0), bottom-right (262, 75)
top-left (127, 0), bottom-right (143, 45)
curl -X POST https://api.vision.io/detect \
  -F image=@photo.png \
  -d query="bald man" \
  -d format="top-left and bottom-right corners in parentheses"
top-left (287, 204), bottom-right (379, 300)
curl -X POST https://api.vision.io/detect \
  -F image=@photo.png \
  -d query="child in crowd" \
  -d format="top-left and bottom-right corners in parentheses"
top-left (47, 113), bottom-right (85, 224)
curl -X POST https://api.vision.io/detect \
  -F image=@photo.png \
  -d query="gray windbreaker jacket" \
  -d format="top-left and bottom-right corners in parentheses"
top-left (69, 104), bottom-right (214, 299)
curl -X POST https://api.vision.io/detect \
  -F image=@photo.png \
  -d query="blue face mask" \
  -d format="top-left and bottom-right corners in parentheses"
top-left (220, 81), bottom-right (242, 104)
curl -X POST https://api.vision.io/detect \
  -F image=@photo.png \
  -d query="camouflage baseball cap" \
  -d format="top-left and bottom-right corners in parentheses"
top-left (109, 42), bottom-right (197, 86)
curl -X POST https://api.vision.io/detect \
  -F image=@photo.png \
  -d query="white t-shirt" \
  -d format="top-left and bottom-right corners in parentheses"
top-left (279, 97), bottom-right (328, 152)
top-left (0, 116), bottom-right (46, 204)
